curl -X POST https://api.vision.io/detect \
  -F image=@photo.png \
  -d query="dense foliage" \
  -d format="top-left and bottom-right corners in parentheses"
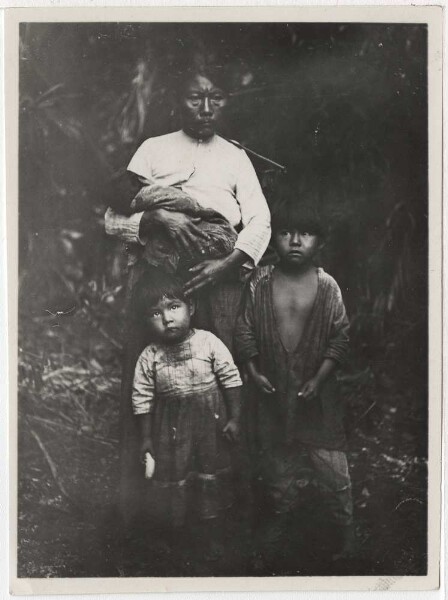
top-left (20, 23), bottom-right (427, 344)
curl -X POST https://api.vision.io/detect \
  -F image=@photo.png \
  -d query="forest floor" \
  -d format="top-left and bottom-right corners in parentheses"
top-left (17, 302), bottom-right (428, 578)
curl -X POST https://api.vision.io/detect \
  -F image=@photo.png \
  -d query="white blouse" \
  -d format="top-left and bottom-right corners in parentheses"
top-left (132, 329), bottom-right (242, 415)
top-left (105, 130), bottom-right (271, 266)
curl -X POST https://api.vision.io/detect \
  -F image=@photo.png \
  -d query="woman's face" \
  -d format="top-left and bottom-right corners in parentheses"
top-left (179, 74), bottom-right (227, 140)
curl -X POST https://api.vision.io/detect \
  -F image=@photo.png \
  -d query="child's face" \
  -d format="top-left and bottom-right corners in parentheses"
top-left (146, 296), bottom-right (193, 344)
top-left (274, 227), bottom-right (322, 268)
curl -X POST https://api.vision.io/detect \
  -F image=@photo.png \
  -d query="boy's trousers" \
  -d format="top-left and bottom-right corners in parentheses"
top-left (256, 445), bottom-right (353, 525)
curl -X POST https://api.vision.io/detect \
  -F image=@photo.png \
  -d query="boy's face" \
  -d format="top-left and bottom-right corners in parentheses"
top-left (179, 74), bottom-right (227, 140)
top-left (274, 227), bottom-right (322, 268)
top-left (146, 296), bottom-right (194, 344)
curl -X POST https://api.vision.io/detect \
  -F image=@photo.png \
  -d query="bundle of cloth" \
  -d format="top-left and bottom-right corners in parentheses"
top-left (130, 183), bottom-right (237, 272)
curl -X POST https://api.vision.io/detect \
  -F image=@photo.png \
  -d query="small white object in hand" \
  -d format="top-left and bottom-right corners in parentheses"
top-left (144, 452), bottom-right (155, 479)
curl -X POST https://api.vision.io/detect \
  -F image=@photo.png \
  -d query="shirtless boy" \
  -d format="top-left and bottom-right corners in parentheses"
top-left (234, 197), bottom-right (353, 566)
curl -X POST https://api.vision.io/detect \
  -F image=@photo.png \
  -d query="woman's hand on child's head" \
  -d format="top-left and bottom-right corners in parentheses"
top-left (298, 377), bottom-right (321, 400)
top-left (251, 371), bottom-right (276, 395)
top-left (222, 418), bottom-right (240, 443)
top-left (184, 257), bottom-right (229, 296)
top-left (140, 436), bottom-right (155, 462)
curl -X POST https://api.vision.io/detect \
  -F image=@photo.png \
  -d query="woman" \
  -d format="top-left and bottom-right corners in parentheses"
top-left (105, 64), bottom-right (271, 523)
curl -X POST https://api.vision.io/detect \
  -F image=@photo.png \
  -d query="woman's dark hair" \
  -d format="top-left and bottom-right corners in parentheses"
top-left (132, 266), bottom-right (187, 319)
top-left (174, 66), bottom-right (231, 97)
top-left (171, 50), bottom-right (234, 97)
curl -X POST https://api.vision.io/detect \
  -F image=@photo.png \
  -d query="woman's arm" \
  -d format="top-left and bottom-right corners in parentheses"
top-left (104, 144), bottom-right (165, 244)
top-left (105, 201), bottom-right (210, 250)
top-left (233, 151), bottom-right (271, 266)
top-left (183, 152), bottom-right (271, 294)
top-left (105, 207), bottom-right (146, 245)
top-left (233, 279), bottom-right (259, 364)
top-left (104, 171), bottom-right (148, 245)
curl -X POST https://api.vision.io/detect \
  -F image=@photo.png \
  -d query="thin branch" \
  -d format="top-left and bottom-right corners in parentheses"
top-left (79, 307), bottom-right (123, 350)
top-left (42, 366), bottom-right (90, 382)
top-left (42, 404), bottom-right (77, 425)
top-left (29, 426), bottom-right (75, 505)
top-left (220, 135), bottom-right (287, 172)
top-left (354, 400), bottom-right (377, 426)
top-left (28, 414), bottom-right (118, 447)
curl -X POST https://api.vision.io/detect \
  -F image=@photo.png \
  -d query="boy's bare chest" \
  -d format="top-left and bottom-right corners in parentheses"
top-left (272, 273), bottom-right (318, 351)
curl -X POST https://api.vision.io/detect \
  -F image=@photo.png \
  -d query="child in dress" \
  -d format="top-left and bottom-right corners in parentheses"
top-left (234, 197), bottom-right (354, 566)
top-left (131, 266), bottom-right (242, 556)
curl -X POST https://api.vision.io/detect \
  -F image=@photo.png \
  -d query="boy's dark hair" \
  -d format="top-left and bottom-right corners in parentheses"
top-left (132, 266), bottom-right (187, 319)
top-left (271, 201), bottom-right (326, 239)
top-left (270, 178), bottom-right (327, 239)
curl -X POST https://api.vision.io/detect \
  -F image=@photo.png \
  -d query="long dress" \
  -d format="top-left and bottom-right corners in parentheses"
top-left (132, 329), bottom-right (242, 527)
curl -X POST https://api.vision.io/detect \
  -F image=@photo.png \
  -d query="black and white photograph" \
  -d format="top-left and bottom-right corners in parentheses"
top-left (6, 6), bottom-right (442, 593)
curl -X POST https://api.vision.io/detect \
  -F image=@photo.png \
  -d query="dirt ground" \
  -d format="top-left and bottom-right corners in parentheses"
top-left (17, 307), bottom-right (427, 578)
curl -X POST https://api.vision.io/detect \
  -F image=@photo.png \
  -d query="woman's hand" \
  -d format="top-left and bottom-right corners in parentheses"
top-left (184, 249), bottom-right (248, 296)
top-left (184, 256), bottom-right (230, 296)
top-left (140, 208), bottom-right (208, 255)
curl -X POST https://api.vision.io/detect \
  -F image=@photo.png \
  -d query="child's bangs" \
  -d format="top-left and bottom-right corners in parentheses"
top-left (272, 202), bottom-right (325, 238)
top-left (145, 283), bottom-right (185, 308)
top-left (133, 267), bottom-right (186, 316)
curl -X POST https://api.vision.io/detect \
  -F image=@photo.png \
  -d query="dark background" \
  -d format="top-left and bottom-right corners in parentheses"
top-left (18, 22), bottom-right (428, 577)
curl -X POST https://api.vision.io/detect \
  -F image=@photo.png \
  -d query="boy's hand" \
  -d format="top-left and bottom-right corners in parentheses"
top-left (222, 418), bottom-right (240, 443)
top-left (298, 377), bottom-right (322, 400)
top-left (250, 371), bottom-right (276, 394)
top-left (140, 436), bottom-right (155, 462)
